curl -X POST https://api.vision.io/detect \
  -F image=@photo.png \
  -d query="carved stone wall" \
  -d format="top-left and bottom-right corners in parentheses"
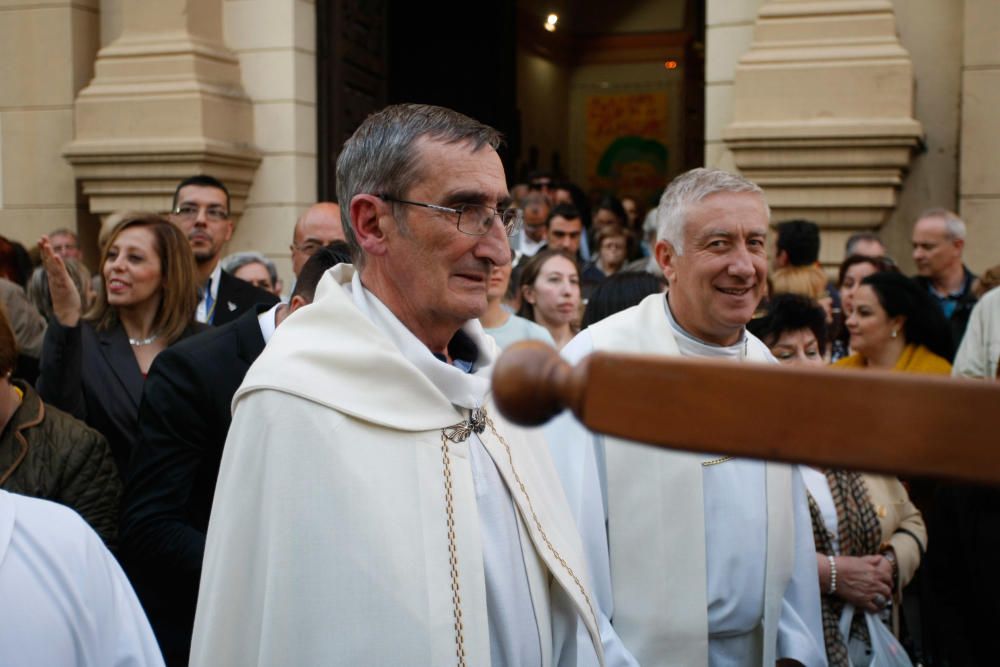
top-left (64, 0), bottom-right (260, 219)
top-left (722, 0), bottom-right (923, 268)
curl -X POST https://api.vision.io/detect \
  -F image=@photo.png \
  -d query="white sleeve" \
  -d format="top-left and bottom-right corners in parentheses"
top-left (546, 329), bottom-right (639, 667)
top-left (83, 512), bottom-right (166, 667)
top-left (776, 466), bottom-right (828, 666)
top-left (953, 298), bottom-right (989, 378)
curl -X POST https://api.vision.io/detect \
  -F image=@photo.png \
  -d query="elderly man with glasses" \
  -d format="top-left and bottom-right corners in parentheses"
top-left (169, 175), bottom-right (278, 325)
top-left (191, 104), bottom-right (632, 667)
top-left (289, 202), bottom-right (344, 278)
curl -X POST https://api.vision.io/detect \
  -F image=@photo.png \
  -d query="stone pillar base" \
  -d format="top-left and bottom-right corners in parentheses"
top-left (63, 0), bottom-right (259, 219)
top-left (723, 0), bottom-right (923, 264)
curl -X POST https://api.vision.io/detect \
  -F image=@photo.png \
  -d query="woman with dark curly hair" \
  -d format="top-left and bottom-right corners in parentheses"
top-left (37, 213), bottom-right (203, 477)
top-left (835, 272), bottom-right (952, 373)
top-left (747, 293), bottom-right (828, 366)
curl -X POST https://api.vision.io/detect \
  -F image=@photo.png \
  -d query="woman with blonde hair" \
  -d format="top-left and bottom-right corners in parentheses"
top-left (37, 213), bottom-right (202, 476)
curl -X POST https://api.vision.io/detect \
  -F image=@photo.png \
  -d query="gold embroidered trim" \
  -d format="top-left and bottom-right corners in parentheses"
top-left (701, 455), bottom-right (733, 467)
top-left (439, 431), bottom-right (467, 667)
top-left (482, 413), bottom-right (600, 632)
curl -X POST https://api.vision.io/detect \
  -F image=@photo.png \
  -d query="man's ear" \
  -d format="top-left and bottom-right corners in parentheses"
top-left (350, 194), bottom-right (389, 257)
top-left (774, 248), bottom-right (788, 268)
top-left (288, 294), bottom-right (309, 313)
top-left (654, 239), bottom-right (678, 284)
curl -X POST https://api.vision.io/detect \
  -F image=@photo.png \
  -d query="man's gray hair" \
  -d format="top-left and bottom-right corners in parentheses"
top-left (48, 227), bottom-right (79, 241)
top-left (335, 104), bottom-right (503, 269)
top-left (656, 168), bottom-right (768, 255)
top-left (221, 251), bottom-right (279, 286)
top-left (918, 207), bottom-right (966, 240)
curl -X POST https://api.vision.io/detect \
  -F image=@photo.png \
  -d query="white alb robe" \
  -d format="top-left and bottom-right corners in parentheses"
top-left (191, 265), bottom-right (607, 666)
top-left (0, 490), bottom-right (165, 667)
top-left (548, 293), bottom-right (827, 667)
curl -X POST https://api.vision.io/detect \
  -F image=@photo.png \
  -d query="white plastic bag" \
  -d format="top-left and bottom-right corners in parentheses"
top-left (838, 603), bottom-right (913, 667)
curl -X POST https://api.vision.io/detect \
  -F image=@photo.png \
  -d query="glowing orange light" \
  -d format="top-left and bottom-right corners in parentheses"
top-left (664, 60), bottom-right (679, 70)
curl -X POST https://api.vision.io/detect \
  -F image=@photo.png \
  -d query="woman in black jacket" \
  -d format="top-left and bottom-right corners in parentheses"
top-left (37, 213), bottom-right (202, 477)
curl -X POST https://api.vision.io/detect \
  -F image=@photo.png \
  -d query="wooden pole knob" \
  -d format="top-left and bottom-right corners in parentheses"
top-left (491, 341), bottom-right (587, 426)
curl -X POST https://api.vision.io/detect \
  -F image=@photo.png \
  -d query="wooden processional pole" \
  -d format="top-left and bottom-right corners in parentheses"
top-left (491, 341), bottom-right (1000, 485)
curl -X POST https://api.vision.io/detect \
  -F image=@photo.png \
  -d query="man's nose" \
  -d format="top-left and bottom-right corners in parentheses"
top-left (477, 221), bottom-right (512, 266)
top-left (728, 246), bottom-right (756, 278)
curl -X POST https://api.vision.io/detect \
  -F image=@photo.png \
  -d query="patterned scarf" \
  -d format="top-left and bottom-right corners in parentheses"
top-left (807, 470), bottom-right (882, 667)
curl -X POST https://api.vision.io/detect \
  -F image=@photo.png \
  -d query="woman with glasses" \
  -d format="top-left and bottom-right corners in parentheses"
top-left (37, 214), bottom-right (203, 479)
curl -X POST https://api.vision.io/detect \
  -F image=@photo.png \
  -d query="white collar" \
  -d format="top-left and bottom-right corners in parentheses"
top-left (345, 270), bottom-right (492, 409)
top-left (207, 262), bottom-right (222, 298)
top-left (257, 303), bottom-right (283, 345)
top-left (663, 294), bottom-right (748, 361)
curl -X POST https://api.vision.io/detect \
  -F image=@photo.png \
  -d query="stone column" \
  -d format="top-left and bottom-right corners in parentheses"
top-left (959, 0), bottom-right (1000, 273)
top-left (0, 0), bottom-right (99, 247)
top-left (63, 0), bottom-right (260, 218)
top-left (722, 0), bottom-right (923, 268)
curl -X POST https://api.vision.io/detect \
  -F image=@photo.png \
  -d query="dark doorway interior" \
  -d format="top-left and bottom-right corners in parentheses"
top-left (317, 0), bottom-right (519, 199)
top-left (316, 0), bottom-right (703, 198)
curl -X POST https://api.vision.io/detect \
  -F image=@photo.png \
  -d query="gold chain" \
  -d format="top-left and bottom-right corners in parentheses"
top-left (482, 413), bottom-right (599, 630)
top-left (439, 432), bottom-right (467, 667)
top-left (701, 455), bottom-right (733, 467)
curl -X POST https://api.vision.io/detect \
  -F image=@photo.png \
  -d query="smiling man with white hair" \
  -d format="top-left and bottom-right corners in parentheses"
top-left (548, 168), bottom-right (826, 667)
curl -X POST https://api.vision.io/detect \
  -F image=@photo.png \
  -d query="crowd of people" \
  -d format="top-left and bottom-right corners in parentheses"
top-left (0, 102), bottom-right (996, 667)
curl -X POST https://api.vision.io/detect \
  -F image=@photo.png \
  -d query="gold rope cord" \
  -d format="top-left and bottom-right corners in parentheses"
top-left (439, 431), bottom-right (467, 667)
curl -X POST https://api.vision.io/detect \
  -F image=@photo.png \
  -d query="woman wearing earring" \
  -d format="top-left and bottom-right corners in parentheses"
top-left (835, 272), bottom-right (952, 374)
top-left (37, 213), bottom-right (201, 478)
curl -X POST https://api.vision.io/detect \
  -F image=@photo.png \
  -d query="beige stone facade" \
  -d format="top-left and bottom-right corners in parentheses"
top-left (1, 0), bottom-right (997, 281)
top-left (0, 0), bottom-right (313, 285)
top-left (712, 0), bottom-right (998, 274)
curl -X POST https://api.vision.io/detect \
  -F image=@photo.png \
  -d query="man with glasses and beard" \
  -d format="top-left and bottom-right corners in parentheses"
top-left (169, 175), bottom-right (278, 325)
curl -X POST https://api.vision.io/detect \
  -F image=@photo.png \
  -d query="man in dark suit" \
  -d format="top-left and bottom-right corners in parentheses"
top-left (120, 243), bottom-right (349, 666)
top-left (169, 175), bottom-right (279, 325)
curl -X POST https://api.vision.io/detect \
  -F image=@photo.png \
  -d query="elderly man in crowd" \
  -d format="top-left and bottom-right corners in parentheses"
top-left (191, 104), bottom-right (622, 666)
top-left (911, 208), bottom-right (977, 357)
top-left (47, 228), bottom-right (83, 261)
top-left (221, 251), bottom-right (283, 297)
top-left (548, 168), bottom-right (825, 667)
top-left (511, 191), bottom-right (550, 259)
top-left (169, 175), bottom-right (278, 325)
top-left (289, 202), bottom-right (344, 278)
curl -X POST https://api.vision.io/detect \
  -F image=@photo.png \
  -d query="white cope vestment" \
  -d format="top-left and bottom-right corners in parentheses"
top-left (0, 490), bottom-right (165, 667)
top-left (547, 293), bottom-right (826, 667)
top-left (190, 265), bottom-right (608, 667)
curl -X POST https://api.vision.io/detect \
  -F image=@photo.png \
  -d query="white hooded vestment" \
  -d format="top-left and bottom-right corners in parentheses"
top-left (190, 265), bottom-right (605, 666)
top-left (548, 293), bottom-right (826, 667)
